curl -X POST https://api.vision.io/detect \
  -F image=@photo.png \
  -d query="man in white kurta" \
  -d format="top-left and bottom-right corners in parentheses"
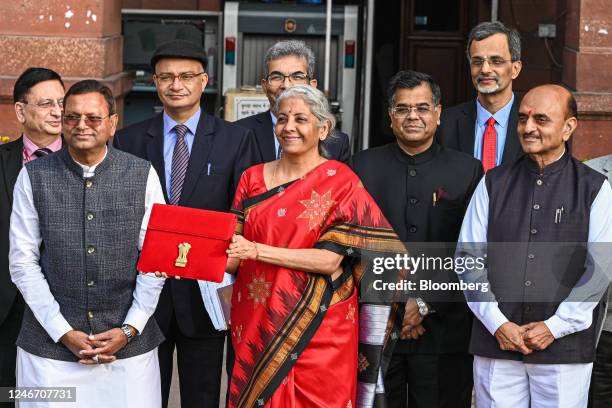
top-left (9, 80), bottom-right (166, 407)
top-left (456, 85), bottom-right (612, 408)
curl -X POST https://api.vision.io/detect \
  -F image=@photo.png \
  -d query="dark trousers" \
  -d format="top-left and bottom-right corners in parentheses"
top-left (384, 352), bottom-right (473, 408)
top-left (158, 314), bottom-right (226, 408)
top-left (0, 296), bottom-right (24, 408)
top-left (589, 330), bottom-right (612, 407)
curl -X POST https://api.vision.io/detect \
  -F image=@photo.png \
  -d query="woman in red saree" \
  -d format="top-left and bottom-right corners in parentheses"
top-left (226, 86), bottom-right (405, 408)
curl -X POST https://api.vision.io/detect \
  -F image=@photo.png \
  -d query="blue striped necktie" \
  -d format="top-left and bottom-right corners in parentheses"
top-left (170, 124), bottom-right (190, 205)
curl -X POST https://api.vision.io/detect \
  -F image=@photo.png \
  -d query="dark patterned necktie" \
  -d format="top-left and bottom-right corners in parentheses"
top-left (33, 148), bottom-right (52, 158)
top-left (170, 124), bottom-right (190, 205)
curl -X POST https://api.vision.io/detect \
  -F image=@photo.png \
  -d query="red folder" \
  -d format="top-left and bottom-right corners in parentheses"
top-left (137, 204), bottom-right (237, 282)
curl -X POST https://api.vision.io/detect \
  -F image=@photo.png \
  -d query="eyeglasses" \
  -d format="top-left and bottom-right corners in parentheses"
top-left (265, 72), bottom-right (310, 84)
top-left (21, 99), bottom-right (64, 110)
top-left (469, 56), bottom-right (514, 67)
top-left (154, 72), bottom-right (205, 84)
top-left (391, 105), bottom-right (434, 118)
top-left (63, 114), bottom-right (112, 127)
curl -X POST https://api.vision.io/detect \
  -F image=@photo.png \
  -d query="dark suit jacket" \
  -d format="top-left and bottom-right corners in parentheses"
top-left (0, 138), bottom-right (23, 325)
top-left (113, 111), bottom-right (261, 337)
top-left (236, 110), bottom-right (351, 163)
top-left (436, 98), bottom-right (523, 165)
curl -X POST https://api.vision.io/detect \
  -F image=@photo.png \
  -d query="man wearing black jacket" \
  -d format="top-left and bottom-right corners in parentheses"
top-left (237, 40), bottom-right (350, 163)
top-left (0, 68), bottom-right (64, 407)
top-left (437, 21), bottom-right (523, 171)
top-left (352, 70), bottom-right (483, 408)
top-left (113, 40), bottom-right (259, 408)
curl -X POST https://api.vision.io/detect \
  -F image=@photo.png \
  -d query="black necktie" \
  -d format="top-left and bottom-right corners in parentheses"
top-left (33, 148), bottom-right (52, 158)
top-left (170, 125), bottom-right (190, 205)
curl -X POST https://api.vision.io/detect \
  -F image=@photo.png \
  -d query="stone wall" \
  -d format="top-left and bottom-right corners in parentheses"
top-left (0, 0), bottom-right (131, 140)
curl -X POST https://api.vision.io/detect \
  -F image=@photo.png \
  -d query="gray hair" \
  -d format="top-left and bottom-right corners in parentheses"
top-left (264, 40), bottom-right (316, 78)
top-left (466, 21), bottom-right (521, 61)
top-left (274, 85), bottom-right (337, 158)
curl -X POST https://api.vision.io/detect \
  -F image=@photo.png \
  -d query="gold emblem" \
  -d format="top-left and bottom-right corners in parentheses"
top-left (175, 242), bottom-right (192, 267)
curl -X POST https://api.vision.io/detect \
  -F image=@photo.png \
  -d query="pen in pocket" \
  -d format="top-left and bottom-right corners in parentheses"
top-left (207, 162), bottom-right (212, 175)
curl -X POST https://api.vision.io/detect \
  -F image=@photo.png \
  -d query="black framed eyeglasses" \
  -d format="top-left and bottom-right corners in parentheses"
top-left (265, 72), bottom-right (310, 84)
top-left (391, 105), bottom-right (434, 118)
top-left (154, 72), bottom-right (206, 84)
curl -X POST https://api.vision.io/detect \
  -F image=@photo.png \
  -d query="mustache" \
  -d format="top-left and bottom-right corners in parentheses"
top-left (402, 120), bottom-right (425, 128)
top-left (477, 74), bottom-right (499, 83)
top-left (163, 91), bottom-right (190, 97)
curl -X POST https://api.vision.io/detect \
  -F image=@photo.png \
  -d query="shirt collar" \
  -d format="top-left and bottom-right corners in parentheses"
top-left (72, 146), bottom-right (108, 177)
top-left (392, 141), bottom-right (440, 165)
top-left (270, 111), bottom-right (277, 126)
top-left (524, 146), bottom-right (569, 175)
top-left (476, 93), bottom-right (515, 129)
top-left (22, 133), bottom-right (62, 158)
top-left (163, 109), bottom-right (201, 137)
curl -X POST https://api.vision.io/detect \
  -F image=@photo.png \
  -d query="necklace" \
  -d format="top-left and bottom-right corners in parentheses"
top-left (271, 161), bottom-right (281, 188)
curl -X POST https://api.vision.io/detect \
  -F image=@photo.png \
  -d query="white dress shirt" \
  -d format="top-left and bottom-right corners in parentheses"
top-left (9, 148), bottom-right (166, 342)
top-left (457, 158), bottom-right (612, 339)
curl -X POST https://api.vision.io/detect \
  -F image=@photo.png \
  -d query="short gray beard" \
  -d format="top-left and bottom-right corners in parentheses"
top-left (477, 83), bottom-right (501, 94)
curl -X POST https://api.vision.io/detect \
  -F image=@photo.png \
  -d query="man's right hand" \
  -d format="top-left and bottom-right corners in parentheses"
top-left (60, 330), bottom-right (93, 359)
top-left (494, 322), bottom-right (532, 355)
top-left (59, 330), bottom-right (115, 364)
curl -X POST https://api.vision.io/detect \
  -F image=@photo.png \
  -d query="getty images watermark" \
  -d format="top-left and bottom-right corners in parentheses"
top-left (370, 253), bottom-right (489, 293)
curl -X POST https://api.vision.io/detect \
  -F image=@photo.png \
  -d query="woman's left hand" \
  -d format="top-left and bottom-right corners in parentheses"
top-left (227, 234), bottom-right (259, 260)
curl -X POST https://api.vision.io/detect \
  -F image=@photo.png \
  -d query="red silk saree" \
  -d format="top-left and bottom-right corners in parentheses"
top-left (229, 160), bottom-right (405, 408)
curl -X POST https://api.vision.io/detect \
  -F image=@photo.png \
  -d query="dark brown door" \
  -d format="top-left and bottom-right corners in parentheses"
top-left (400, 0), bottom-right (473, 107)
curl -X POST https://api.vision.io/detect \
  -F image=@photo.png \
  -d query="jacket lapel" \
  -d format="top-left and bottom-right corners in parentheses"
top-left (601, 156), bottom-right (612, 178)
top-left (178, 112), bottom-right (214, 205)
top-left (254, 111), bottom-right (276, 162)
top-left (1, 138), bottom-right (24, 205)
top-left (501, 99), bottom-right (521, 164)
top-left (145, 114), bottom-right (169, 201)
top-left (458, 102), bottom-right (477, 156)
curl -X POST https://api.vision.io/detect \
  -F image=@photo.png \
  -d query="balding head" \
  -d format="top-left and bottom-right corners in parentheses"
top-left (518, 84), bottom-right (578, 168)
top-left (525, 84), bottom-right (576, 119)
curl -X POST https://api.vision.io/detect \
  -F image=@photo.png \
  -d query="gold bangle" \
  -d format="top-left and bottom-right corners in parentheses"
top-left (253, 242), bottom-right (259, 260)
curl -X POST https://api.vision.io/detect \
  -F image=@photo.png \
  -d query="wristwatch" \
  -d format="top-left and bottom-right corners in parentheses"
top-left (121, 324), bottom-right (135, 343)
top-left (415, 298), bottom-right (430, 317)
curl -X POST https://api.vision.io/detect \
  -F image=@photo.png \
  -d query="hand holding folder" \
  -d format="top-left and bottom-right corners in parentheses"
top-left (137, 204), bottom-right (237, 282)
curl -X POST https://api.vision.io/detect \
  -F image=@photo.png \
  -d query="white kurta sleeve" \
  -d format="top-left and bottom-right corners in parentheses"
top-left (545, 179), bottom-right (612, 339)
top-left (123, 167), bottom-right (167, 334)
top-left (456, 176), bottom-right (509, 335)
top-left (9, 167), bottom-right (73, 343)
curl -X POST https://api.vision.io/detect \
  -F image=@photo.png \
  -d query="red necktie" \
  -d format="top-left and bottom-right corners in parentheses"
top-left (482, 117), bottom-right (497, 172)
